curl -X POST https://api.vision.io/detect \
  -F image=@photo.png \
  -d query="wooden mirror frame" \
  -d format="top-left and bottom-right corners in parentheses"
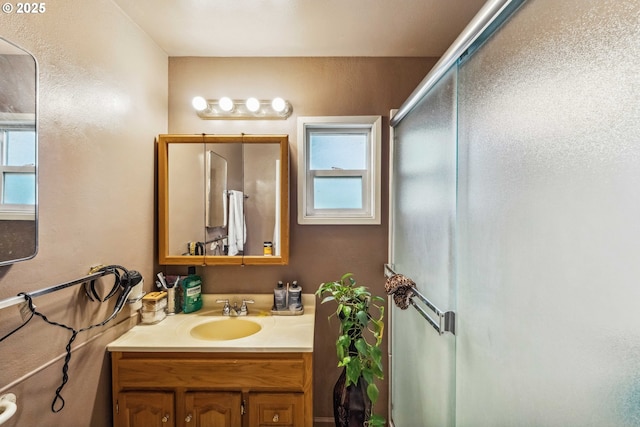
top-left (157, 134), bottom-right (289, 265)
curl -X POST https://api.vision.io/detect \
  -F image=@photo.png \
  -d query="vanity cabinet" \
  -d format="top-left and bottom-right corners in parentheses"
top-left (116, 390), bottom-right (242, 427)
top-left (111, 352), bottom-right (312, 427)
top-left (185, 392), bottom-right (243, 426)
top-left (116, 391), bottom-right (175, 426)
top-left (248, 392), bottom-right (304, 426)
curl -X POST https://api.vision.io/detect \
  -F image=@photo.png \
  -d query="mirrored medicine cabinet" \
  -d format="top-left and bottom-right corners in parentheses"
top-left (0, 37), bottom-right (38, 267)
top-left (157, 134), bottom-right (289, 265)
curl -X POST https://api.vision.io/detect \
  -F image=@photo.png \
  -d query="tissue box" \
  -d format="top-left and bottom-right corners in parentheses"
top-left (141, 309), bottom-right (167, 324)
top-left (141, 291), bottom-right (167, 324)
top-left (142, 291), bottom-right (167, 311)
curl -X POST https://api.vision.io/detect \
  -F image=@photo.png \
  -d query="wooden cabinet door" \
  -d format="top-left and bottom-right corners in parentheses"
top-left (184, 391), bottom-right (242, 427)
top-left (247, 392), bottom-right (304, 427)
top-left (116, 391), bottom-right (175, 427)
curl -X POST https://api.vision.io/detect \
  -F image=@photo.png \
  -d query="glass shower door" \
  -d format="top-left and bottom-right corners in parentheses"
top-left (389, 65), bottom-right (458, 427)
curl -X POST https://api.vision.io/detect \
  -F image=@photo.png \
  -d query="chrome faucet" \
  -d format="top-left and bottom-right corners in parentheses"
top-left (216, 298), bottom-right (254, 316)
top-left (238, 299), bottom-right (254, 316)
top-left (216, 299), bottom-right (231, 315)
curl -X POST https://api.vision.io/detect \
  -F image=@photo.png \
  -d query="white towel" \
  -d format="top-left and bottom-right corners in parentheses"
top-left (227, 190), bottom-right (246, 256)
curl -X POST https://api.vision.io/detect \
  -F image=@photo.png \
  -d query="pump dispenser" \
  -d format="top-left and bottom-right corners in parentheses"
top-left (274, 280), bottom-right (287, 311)
top-left (288, 281), bottom-right (302, 310)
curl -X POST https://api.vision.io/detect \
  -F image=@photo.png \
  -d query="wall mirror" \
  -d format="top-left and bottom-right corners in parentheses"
top-left (158, 134), bottom-right (289, 265)
top-left (0, 37), bottom-right (38, 267)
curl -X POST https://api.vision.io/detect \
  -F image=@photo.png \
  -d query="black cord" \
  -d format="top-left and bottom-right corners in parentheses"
top-left (52, 330), bottom-right (78, 412)
top-left (16, 265), bottom-right (132, 413)
top-left (0, 309), bottom-right (34, 343)
top-left (85, 265), bottom-right (127, 302)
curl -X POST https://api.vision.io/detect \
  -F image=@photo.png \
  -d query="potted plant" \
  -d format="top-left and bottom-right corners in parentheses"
top-left (316, 273), bottom-right (386, 427)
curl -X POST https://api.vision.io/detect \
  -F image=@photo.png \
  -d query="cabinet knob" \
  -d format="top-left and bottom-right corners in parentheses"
top-left (162, 414), bottom-right (170, 423)
top-left (185, 414), bottom-right (193, 423)
top-left (273, 413), bottom-right (280, 422)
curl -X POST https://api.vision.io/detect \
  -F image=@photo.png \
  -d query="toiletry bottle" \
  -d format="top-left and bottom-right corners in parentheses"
top-left (288, 280), bottom-right (302, 310)
top-left (181, 266), bottom-right (203, 314)
top-left (274, 280), bottom-right (287, 311)
top-left (263, 241), bottom-right (273, 256)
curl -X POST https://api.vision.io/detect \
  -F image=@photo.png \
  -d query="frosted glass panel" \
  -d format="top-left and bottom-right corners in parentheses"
top-left (309, 132), bottom-right (367, 170)
top-left (3, 173), bottom-right (35, 204)
top-left (390, 66), bottom-right (457, 427)
top-left (313, 176), bottom-right (362, 209)
top-left (456, 0), bottom-right (640, 426)
top-left (6, 130), bottom-right (36, 166)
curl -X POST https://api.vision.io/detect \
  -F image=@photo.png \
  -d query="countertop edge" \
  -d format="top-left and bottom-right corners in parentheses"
top-left (106, 346), bottom-right (314, 353)
top-left (106, 293), bottom-right (316, 353)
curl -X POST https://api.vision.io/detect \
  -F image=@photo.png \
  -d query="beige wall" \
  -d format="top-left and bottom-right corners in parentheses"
top-left (243, 143), bottom-right (280, 255)
top-left (0, 1), bottom-right (167, 426)
top-left (168, 143), bottom-right (206, 255)
top-left (0, 54), bottom-right (36, 113)
top-left (167, 56), bottom-right (438, 424)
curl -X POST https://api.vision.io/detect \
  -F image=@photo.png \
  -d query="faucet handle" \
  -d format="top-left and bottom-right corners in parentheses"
top-left (239, 299), bottom-right (254, 315)
top-left (216, 299), bottom-right (230, 315)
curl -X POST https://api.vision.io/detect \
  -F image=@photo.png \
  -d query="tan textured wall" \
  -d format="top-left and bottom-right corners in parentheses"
top-left (167, 56), bottom-right (438, 424)
top-left (0, 1), bottom-right (167, 426)
top-left (243, 143), bottom-right (280, 255)
top-left (0, 54), bottom-right (36, 113)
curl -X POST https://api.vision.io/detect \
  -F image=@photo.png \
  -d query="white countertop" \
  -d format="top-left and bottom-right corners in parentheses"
top-left (107, 294), bottom-right (315, 353)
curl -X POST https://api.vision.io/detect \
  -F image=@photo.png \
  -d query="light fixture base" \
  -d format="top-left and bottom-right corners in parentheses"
top-left (194, 98), bottom-right (293, 120)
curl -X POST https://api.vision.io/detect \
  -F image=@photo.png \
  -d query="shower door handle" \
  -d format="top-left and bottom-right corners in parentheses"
top-left (384, 263), bottom-right (456, 335)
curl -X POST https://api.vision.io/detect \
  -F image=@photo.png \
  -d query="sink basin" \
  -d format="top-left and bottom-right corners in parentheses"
top-left (190, 318), bottom-right (262, 341)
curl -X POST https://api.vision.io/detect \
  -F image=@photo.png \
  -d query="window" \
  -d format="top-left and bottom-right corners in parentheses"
top-left (297, 116), bottom-right (381, 224)
top-left (0, 117), bottom-right (36, 220)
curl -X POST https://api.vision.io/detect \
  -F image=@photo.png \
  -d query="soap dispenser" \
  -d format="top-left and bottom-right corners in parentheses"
top-left (274, 281), bottom-right (287, 311)
top-left (288, 281), bottom-right (302, 310)
top-left (181, 266), bottom-right (203, 314)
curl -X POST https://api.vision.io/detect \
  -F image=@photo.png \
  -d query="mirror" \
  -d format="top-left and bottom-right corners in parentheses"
top-left (0, 37), bottom-right (38, 266)
top-left (158, 134), bottom-right (289, 265)
top-left (206, 150), bottom-right (227, 228)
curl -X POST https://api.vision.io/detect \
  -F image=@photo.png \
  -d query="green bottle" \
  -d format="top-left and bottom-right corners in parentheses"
top-left (181, 266), bottom-right (202, 314)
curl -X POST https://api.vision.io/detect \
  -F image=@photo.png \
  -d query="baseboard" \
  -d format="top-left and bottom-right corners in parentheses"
top-left (315, 415), bottom-right (393, 426)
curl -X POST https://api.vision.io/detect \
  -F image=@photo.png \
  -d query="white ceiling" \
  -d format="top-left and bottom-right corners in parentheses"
top-left (113, 0), bottom-right (488, 57)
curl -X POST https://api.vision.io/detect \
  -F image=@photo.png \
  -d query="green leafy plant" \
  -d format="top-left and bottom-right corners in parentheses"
top-left (316, 272), bottom-right (386, 427)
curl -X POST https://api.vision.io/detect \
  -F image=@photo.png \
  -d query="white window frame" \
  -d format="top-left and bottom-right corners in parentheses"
top-left (297, 115), bottom-right (382, 225)
top-left (0, 114), bottom-right (36, 221)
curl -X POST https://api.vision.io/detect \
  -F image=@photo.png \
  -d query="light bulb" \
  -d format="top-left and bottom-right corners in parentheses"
top-left (219, 97), bottom-right (234, 112)
top-left (271, 97), bottom-right (286, 112)
top-left (192, 96), bottom-right (208, 111)
top-left (246, 97), bottom-right (260, 113)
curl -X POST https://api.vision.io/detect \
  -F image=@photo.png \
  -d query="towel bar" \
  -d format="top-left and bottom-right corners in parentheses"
top-left (0, 270), bottom-right (111, 311)
top-left (384, 263), bottom-right (456, 335)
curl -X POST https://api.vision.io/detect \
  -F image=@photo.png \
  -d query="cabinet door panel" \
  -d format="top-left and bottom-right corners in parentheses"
top-left (117, 391), bottom-right (175, 427)
top-left (248, 392), bottom-right (304, 427)
top-left (185, 391), bottom-right (242, 427)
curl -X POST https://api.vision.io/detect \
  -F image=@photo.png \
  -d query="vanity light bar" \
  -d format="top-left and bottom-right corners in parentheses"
top-left (192, 96), bottom-right (293, 120)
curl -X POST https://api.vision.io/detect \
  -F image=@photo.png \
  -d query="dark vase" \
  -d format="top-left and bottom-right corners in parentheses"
top-left (333, 367), bottom-right (372, 427)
